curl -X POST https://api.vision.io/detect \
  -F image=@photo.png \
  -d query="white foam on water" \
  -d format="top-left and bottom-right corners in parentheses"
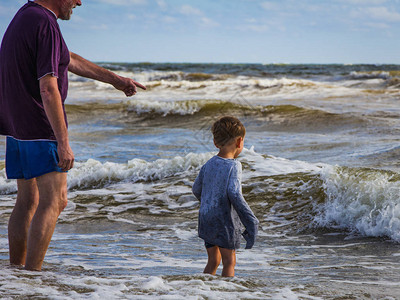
top-left (238, 148), bottom-right (400, 243)
top-left (349, 71), bottom-right (392, 80)
top-left (0, 147), bottom-right (319, 197)
top-left (142, 276), bottom-right (171, 291)
top-left (272, 286), bottom-right (324, 300)
top-left (3, 145), bottom-right (400, 245)
top-left (68, 72), bottom-right (379, 112)
top-left (67, 151), bottom-right (214, 190)
top-left (126, 99), bottom-right (211, 116)
top-left (240, 146), bottom-right (326, 178)
top-left (0, 267), bottom-right (291, 300)
top-left (330, 279), bottom-right (400, 287)
top-left (0, 168), bottom-right (16, 194)
top-left (313, 166), bottom-right (400, 241)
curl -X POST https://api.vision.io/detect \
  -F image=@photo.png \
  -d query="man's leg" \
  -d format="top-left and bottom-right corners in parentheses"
top-left (24, 172), bottom-right (68, 271)
top-left (8, 178), bottom-right (39, 266)
top-left (220, 248), bottom-right (236, 277)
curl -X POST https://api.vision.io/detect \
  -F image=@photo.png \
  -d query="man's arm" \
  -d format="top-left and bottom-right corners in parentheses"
top-left (39, 75), bottom-right (74, 171)
top-left (68, 52), bottom-right (146, 96)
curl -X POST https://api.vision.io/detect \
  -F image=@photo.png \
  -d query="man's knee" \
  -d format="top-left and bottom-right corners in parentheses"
top-left (16, 179), bottom-right (39, 212)
top-left (50, 183), bottom-right (68, 214)
top-left (59, 187), bottom-right (68, 212)
top-left (37, 172), bottom-right (68, 213)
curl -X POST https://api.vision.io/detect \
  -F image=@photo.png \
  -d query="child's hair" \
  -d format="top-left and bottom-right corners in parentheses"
top-left (212, 116), bottom-right (246, 146)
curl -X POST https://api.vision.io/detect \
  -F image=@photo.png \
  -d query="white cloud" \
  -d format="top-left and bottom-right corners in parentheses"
top-left (90, 24), bottom-right (109, 30)
top-left (177, 4), bottom-right (217, 27)
top-left (342, 0), bottom-right (387, 4)
top-left (69, 15), bottom-right (84, 23)
top-left (241, 24), bottom-right (269, 32)
top-left (365, 22), bottom-right (390, 29)
top-left (352, 6), bottom-right (400, 22)
top-left (179, 5), bottom-right (202, 16)
top-left (260, 2), bottom-right (280, 11)
top-left (261, 1), bottom-right (327, 13)
top-left (246, 18), bottom-right (258, 23)
top-left (200, 17), bottom-right (219, 27)
top-left (362, 6), bottom-right (400, 22)
top-left (157, 0), bottom-right (167, 10)
top-left (163, 16), bottom-right (177, 23)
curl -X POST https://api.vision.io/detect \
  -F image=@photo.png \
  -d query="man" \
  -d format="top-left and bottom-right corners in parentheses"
top-left (0, 0), bottom-right (146, 271)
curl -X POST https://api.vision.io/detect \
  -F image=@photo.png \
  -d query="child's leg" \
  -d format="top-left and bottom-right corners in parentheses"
top-left (203, 246), bottom-right (221, 275)
top-left (220, 248), bottom-right (236, 277)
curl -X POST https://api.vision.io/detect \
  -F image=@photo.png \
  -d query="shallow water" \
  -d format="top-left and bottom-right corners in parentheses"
top-left (1, 63), bottom-right (400, 299)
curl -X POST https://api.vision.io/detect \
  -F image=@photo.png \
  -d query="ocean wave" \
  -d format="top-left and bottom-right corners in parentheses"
top-left (69, 70), bottom-right (393, 108)
top-left (65, 98), bottom-right (325, 117)
top-left (67, 64), bottom-right (400, 107)
top-left (67, 152), bottom-right (213, 190)
top-left (125, 99), bottom-right (210, 116)
top-left (347, 71), bottom-right (400, 89)
top-left (241, 147), bottom-right (325, 176)
top-left (241, 149), bottom-right (400, 242)
top-left (0, 147), bottom-right (325, 195)
top-left (313, 166), bottom-right (400, 241)
top-left (69, 69), bottom-right (229, 85)
top-left (65, 99), bottom-right (292, 117)
top-left (3, 148), bottom-right (400, 243)
top-left (124, 100), bottom-right (368, 134)
top-left (65, 99), bottom-right (370, 134)
top-left (69, 72), bottom-right (319, 92)
top-left (349, 71), bottom-right (392, 80)
top-left (66, 147), bottom-right (326, 190)
top-left (141, 77), bottom-right (318, 91)
top-left (0, 152), bottom-right (212, 195)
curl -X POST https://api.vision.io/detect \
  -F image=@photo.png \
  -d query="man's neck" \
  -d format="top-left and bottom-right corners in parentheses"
top-left (34, 0), bottom-right (58, 18)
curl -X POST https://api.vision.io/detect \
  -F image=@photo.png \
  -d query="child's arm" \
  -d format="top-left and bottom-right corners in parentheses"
top-left (228, 162), bottom-right (259, 249)
top-left (192, 167), bottom-right (204, 201)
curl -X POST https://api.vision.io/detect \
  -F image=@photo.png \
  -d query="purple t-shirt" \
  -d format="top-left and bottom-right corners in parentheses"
top-left (0, 1), bottom-right (70, 140)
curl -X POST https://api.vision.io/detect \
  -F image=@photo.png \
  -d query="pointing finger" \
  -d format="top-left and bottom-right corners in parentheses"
top-left (134, 81), bottom-right (146, 90)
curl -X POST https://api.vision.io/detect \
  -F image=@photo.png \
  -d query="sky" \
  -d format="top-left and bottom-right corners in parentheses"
top-left (0, 0), bottom-right (400, 64)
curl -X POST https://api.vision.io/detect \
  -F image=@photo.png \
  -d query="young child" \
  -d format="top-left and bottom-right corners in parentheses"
top-left (192, 116), bottom-right (259, 277)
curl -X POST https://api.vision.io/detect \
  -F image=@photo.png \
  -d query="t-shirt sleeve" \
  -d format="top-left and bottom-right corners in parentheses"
top-left (36, 21), bottom-right (61, 80)
top-left (227, 161), bottom-right (259, 249)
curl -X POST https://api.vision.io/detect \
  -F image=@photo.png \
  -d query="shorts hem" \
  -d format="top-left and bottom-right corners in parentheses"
top-left (204, 241), bottom-right (229, 249)
top-left (5, 136), bottom-right (66, 180)
top-left (7, 168), bottom-right (67, 180)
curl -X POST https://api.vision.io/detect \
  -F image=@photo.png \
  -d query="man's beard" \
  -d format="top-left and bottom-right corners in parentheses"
top-left (59, 0), bottom-right (74, 20)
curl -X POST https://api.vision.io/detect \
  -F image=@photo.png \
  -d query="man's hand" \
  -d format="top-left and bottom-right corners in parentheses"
top-left (39, 74), bottom-right (74, 171)
top-left (69, 52), bottom-right (146, 96)
top-left (57, 142), bottom-right (74, 171)
top-left (113, 76), bottom-right (147, 97)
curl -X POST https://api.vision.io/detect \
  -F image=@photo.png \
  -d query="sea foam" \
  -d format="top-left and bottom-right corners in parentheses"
top-left (67, 151), bottom-right (214, 190)
top-left (313, 166), bottom-right (400, 241)
top-left (2, 147), bottom-right (400, 243)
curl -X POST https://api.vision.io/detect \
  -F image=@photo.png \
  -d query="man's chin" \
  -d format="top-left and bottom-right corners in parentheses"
top-left (59, 10), bottom-right (72, 20)
top-left (60, 14), bottom-right (71, 20)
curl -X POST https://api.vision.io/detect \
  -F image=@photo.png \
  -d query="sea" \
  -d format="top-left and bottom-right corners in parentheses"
top-left (0, 63), bottom-right (400, 299)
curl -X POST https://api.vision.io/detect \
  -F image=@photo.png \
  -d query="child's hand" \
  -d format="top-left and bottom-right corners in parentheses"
top-left (242, 230), bottom-right (254, 249)
top-left (245, 241), bottom-right (254, 249)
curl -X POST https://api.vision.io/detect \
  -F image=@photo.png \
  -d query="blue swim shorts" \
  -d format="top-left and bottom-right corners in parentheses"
top-left (5, 136), bottom-right (65, 180)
